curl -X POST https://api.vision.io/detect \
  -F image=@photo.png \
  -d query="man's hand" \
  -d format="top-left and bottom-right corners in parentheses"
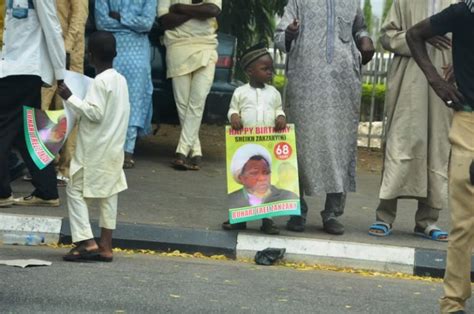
top-left (285, 19), bottom-right (300, 42)
top-left (442, 64), bottom-right (455, 84)
top-left (274, 115), bottom-right (287, 131)
top-left (358, 37), bottom-right (375, 65)
top-left (57, 82), bottom-right (72, 100)
top-left (427, 35), bottom-right (451, 50)
top-left (169, 4), bottom-right (183, 14)
top-left (230, 114), bottom-right (243, 130)
top-left (109, 11), bottom-right (121, 21)
top-left (430, 77), bottom-right (465, 110)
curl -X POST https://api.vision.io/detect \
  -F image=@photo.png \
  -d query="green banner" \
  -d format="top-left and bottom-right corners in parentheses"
top-left (226, 124), bottom-right (300, 223)
top-left (23, 107), bottom-right (60, 170)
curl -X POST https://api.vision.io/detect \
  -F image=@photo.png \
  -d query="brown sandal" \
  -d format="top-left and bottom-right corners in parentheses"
top-left (172, 153), bottom-right (188, 170)
top-left (123, 153), bottom-right (135, 169)
top-left (187, 156), bottom-right (202, 171)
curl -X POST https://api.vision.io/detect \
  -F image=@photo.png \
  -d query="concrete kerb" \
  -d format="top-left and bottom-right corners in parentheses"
top-left (1, 213), bottom-right (473, 280)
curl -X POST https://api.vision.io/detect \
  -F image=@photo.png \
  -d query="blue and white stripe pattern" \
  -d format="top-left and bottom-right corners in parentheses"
top-left (465, 0), bottom-right (474, 12)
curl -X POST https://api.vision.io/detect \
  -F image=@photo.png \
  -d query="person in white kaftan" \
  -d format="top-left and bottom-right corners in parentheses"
top-left (368, 0), bottom-right (455, 241)
top-left (58, 32), bottom-right (130, 262)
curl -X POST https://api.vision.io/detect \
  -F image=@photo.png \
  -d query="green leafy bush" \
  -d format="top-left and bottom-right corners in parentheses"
top-left (272, 74), bottom-right (286, 93)
top-left (361, 83), bottom-right (386, 121)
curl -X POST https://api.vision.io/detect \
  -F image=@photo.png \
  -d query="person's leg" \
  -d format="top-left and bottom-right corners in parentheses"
top-left (0, 76), bottom-right (28, 201)
top-left (375, 199), bottom-right (398, 224)
top-left (321, 193), bottom-right (346, 235)
top-left (124, 126), bottom-right (138, 155)
top-left (369, 199), bottom-right (398, 235)
top-left (415, 199), bottom-right (441, 229)
top-left (440, 112), bottom-right (474, 313)
top-left (98, 193), bottom-right (118, 260)
top-left (413, 199), bottom-right (447, 241)
top-left (0, 76), bottom-right (58, 202)
top-left (66, 169), bottom-right (96, 245)
top-left (172, 73), bottom-right (193, 158)
top-left (287, 180), bottom-right (308, 231)
top-left (19, 76), bottom-right (57, 199)
top-left (177, 58), bottom-right (217, 161)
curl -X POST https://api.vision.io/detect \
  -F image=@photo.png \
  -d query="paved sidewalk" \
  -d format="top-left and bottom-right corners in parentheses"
top-left (0, 125), bottom-right (461, 277)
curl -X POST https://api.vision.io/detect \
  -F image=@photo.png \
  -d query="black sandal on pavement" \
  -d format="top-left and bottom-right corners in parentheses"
top-left (222, 220), bottom-right (247, 231)
top-left (172, 153), bottom-right (188, 170)
top-left (323, 218), bottom-right (345, 235)
top-left (187, 156), bottom-right (202, 171)
top-left (260, 219), bottom-right (280, 235)
top-left (123, 152), bottom-right (135, 169)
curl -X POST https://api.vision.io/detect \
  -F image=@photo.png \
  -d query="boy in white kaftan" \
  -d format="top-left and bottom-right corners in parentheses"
top-left (58, 31), bottom-right (130, 262)
top-left (227, 84), bottom-right (285, 128)
top-left (222, 44), bottom-right (287, 235)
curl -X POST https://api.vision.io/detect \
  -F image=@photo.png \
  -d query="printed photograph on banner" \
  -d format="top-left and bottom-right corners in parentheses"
top-left (24, 71), bottom-right (93, 170)
top-left (23, 107), bottom-right (59, 170)
top-left (226, 124), bottom-right (300, 224)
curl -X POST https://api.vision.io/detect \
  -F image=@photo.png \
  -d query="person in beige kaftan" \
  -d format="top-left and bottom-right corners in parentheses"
top-left (368, 0), bottom-right (456, 240)
top-left (158, 0), bottom-right (221, 170)
top-left (58, 32), bottom-right (130, 262)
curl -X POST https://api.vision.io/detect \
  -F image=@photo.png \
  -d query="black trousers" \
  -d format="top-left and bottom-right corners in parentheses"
top-left (0, 75), bottom-right (58, 199)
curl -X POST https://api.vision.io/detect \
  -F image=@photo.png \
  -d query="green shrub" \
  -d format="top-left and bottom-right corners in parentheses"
top-left (361, 83), bottom-right (386, 121)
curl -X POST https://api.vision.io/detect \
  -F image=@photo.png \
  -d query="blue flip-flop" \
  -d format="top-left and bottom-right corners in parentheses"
top-left (414, 225), bottom-right (448, 242)
top-left (368, 221), bottom-right (392, 237)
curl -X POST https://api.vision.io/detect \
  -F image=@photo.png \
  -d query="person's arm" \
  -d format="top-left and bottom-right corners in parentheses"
top-left (380, 0), bottom-right (451, 57)
top-left (274, 90), bottom-right (286, 131)
top-left (274, 0), bottom-right (299, 53)
top-left (353, 7), bottom-right (375, 65)
top-left (407, 16), bottom-right (464, 107)
top-left (95, 0), bottom-right (123, 31)
top-left (58, 81), bottom-right (107, 123)
top-left (64, 0), bottom-right (88, 56)
top-left (170, 2), bottom-right (220, 20)
top-left (158, 0), bottom-right (191, 30)
top-left (120, 0), bottom-right (157, 33)
top-left (379, 0), bottom-right (412, 56)
top-left (34, 0), bottom-right (66, 82)
top-left (228, 89), bottom-right (243, 130)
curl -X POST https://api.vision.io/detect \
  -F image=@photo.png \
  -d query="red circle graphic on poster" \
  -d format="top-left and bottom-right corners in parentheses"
top-left (274, 142), bottom-right (292, 160)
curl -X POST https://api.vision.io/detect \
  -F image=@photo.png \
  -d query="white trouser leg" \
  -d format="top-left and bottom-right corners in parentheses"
top-left (67, 169), bottom-right (94, 242)
top-left (172, 57), bottom-right (216, 157)
top-left (98, 193), bottom-right (118, 230)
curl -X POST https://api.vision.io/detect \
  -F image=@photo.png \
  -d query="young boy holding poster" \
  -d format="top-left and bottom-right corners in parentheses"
top-left (222, 44), bottom-right (288, 234)
top-left (57, 31), bottom-right (130, 262)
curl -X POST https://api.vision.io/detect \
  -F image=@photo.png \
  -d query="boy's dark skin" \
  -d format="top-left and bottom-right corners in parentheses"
top-left (231, 54), bottom-right (287, 131)
top-left (57, 33), bottom-right (117, 262)
top-left (159, 1), bottom-right (221, 30)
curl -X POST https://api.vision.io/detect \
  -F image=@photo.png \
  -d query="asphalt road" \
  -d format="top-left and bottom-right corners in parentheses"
top-left (0, 245), bottom-right (463, 313)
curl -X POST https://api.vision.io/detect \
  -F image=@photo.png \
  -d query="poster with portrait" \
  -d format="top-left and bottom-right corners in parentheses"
top-left (226, 124), bottom-right (301, 224)
top-left (24, 71), bottom-right (92, 170)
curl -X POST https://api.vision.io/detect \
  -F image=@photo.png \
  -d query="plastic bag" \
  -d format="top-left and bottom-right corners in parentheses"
top-left (254, 248), bottom-right (286, 266)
